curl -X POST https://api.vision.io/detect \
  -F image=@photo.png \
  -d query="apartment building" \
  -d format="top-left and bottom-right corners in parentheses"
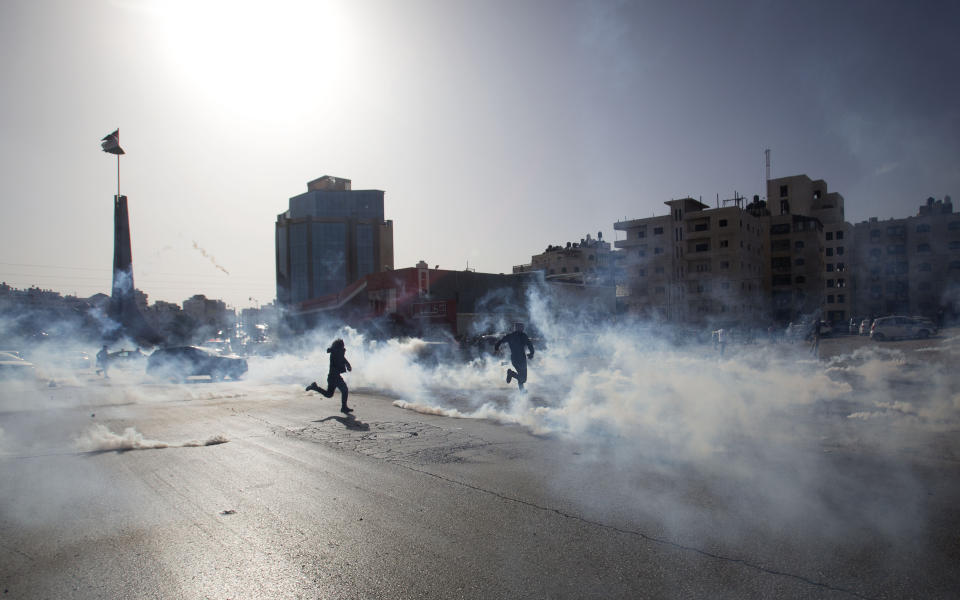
top-left (614, 197), bottom-right (767, 324)
top-left (851, 196), bottom-right (960, 320)
top-left (766, 175), bottom-right (850, 323)
top-left (512, 232), bottom-right (618, 285)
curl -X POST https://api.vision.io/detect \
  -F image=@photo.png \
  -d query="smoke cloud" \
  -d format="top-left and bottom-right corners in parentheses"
top-left (74, 424), bottom-right (228, 452)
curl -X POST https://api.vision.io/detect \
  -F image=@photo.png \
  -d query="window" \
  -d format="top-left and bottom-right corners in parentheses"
top-left (826, 248), bottom-right (834, 256)
top-left (653, 227), bottom-right (664, 234)
top-left (695, 243), bottom-right (708, 252)
top-left (919, 263), bottom-right (932, 272)
top-left (919, 282), bottom-right (932, 291)
top-left (574, 266), bottom-right (580, 272)
top-left (637, 231), bottom-right (645, 239)
top-left (837, 294), bottom-right (845, 303)
top-left (770, 224), bottom-right (790, 235)
top-left (637, 269), bottom-right (645, 276)
top-left (827, 294), bottom-right (835, 303)
top-left (836, 246), bottom-right (844, 255)
top-left (949, 221), bottom-right (960, 231)
top-left (720, 240), bottom-right (729, 248)
top-left (887, 245), bottom-right (906, 254)
top-left (827, 279), bottom-right (835, 288)
top-left (836, 231), bottom-right (843, 239)
top-left (655, 266), bottom-right (664, 274)
top-left (837, 278), bottom-right (846, 288)
top-left (951, 261), bottom-right (960, 270)
top-left (772, 239), bottom-right (790, 251)
top-left (825, 232), bottom-right (834, 241)
top-left (951, 241), bottom-right (960, 250)
top-left (826, 263), bottom-right (834, 272)
top-left (836, 263), bottom-right (845, 271)
top-left (720, 261), bottom-right (730, 269)
top-left (561, 267), bottom-right (567, 273)
top-left (795, 258), bottom-right (805, 266)
top-left (719, 219), bottom-right (728, 227)
top-left (654, 247), bottom-right (664, 255)
top-left (917, 224), bottom-right (931, 233)
top-left (794, 275), bottom-right (806, 284)
top-left (918, 243), bottom-right (932, 253)
top-left (795, 240), bottom-right (805, 249)
top-left (870, 248), bottom-right (882, 258)
top-left (779, 185), bottom-right (788, 197)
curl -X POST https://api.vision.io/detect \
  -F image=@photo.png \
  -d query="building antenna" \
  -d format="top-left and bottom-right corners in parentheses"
top-left (764, 148), bottom-right (771, 199)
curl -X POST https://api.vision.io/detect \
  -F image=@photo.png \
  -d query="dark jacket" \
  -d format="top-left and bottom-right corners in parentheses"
top-left (495, 331), bottom-right (534, 360)
top-left (327, 344), bottom-right (351, 375)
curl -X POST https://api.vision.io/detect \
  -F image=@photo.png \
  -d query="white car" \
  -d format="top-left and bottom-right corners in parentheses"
top-left (859, 319), bottom-right (872, 335)
top-left (0, 351), bottom-right (37, 379)
top-left (869, 316), bottom-right (937, 341)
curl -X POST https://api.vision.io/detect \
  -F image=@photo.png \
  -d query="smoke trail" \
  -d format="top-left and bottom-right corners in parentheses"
top-left (192, 241), bottom-right (230, 275)
top-left (74, 424), bottom-right (228, 452)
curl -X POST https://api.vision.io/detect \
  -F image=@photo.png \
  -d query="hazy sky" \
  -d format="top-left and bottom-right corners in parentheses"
top-left (1, 0), bottom-right (957, 309)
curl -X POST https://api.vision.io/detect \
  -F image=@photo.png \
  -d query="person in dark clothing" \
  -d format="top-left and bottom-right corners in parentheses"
top-left (95, 345), bottom-right (110, 379)
top-left (495, 323), bottom-right (535, 391)
top-left (306, 338), bottom-right (353, 413)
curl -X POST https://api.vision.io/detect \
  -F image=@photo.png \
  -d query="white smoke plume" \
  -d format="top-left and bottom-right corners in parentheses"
top-left (74, 424), bottom-right (228, 452)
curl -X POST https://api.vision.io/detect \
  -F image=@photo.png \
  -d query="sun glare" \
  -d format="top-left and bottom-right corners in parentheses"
top-left (149, 0), bottom-right (355, 119)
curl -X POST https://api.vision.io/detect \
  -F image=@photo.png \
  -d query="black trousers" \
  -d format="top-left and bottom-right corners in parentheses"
top-left (316, 372), bottom-right (349, 405)
top-left (510, 357), bottom-right (527, 385)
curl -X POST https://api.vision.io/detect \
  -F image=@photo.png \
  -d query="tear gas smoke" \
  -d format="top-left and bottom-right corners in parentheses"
top-left (74, 424), bottom-right (229, 452)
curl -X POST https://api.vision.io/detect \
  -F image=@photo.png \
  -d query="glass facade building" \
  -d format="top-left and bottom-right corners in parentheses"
top-left (276, 176), bottom-right (394, 305)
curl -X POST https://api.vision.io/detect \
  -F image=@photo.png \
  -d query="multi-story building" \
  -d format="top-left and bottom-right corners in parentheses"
top-left (614, 196), bottom-right (767, 324)
top-left (766, 175), bottom-right (850, 323)
top-left (512, 232), bottom-right (618, 285)
top-left (275, 176), bottom-right (394, 305)
top-left (851, 196), bottom-right (959, 321)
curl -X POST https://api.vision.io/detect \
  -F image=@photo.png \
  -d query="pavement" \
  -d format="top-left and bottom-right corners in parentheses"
top-left (1, 333), bottom-right (959, 599)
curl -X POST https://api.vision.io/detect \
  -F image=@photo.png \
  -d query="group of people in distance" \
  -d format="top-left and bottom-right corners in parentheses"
top-left (305, 323), bottom-right (535, 415)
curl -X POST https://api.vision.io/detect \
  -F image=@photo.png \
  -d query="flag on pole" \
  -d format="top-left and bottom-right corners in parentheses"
top-left (101, 129), bottom-right (125, 155)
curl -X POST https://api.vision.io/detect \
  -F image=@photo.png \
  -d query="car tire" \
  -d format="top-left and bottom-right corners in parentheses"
top-left (873, 333), bottom-right (885, 341)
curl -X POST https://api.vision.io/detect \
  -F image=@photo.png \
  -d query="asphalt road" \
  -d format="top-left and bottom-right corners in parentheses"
top-left (1, 335), bottom-right (959, 599)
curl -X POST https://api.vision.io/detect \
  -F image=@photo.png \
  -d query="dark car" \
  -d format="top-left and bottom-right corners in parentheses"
top-left (146, 346), bottom-right (247, 381)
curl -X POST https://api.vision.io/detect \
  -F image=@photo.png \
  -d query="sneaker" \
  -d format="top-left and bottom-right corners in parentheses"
top-left (341, 406), bottom-right (354, 414)
top-left (506, 370), bottom-right (514, 384)
top-left (306, 382), bottom-right (319, 392)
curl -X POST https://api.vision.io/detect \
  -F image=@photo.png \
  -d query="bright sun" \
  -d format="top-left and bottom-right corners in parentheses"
top-left (149, 0), bottom-right (356, 119)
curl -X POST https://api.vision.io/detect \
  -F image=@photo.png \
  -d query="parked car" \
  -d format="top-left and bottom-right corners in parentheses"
top-left (0, 351), bottom-right (37, 380)
top-left (108, 348), bottom-right (147, 368)
top-left (146, 346), bottom-right (247, 381)
top-left (859, 319), bottom-right (872, 335)
top-left (869, 316), bottom-right (937, 341)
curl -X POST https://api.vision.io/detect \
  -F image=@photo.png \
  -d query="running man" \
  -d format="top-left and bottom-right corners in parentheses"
top-left (495, 323), bottom-right (535, 391)
top-left (306, 338), bottom-right (354, 413)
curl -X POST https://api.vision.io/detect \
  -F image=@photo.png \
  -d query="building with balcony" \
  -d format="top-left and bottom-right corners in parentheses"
top-left (614, 196), bottom-right (767, 324)
top-left (766, 175), bottom-right (850, 323)
top-left (275, 176), bottom-right (394, 306)
top-left (512, 232), bottom-right (619, 286)
top-left (851, 196), bottom-right (960, 321)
